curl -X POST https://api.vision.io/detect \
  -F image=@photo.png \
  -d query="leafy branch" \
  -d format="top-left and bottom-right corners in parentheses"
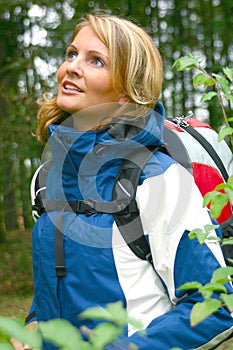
top-left (0, 302), bottom-right (142, 350)
top-left (185, 179), bottom-right (233, 326)
top-left (178, 266), bottom-right (233, 326)
top-left (174, 54), bottom-right (233, 335)
top-left (173, 54), bottom-right (233, 145)
top-left (203, 175), bottom-right (233, 220)
top-left (173, 52), bottom-right (233, 265)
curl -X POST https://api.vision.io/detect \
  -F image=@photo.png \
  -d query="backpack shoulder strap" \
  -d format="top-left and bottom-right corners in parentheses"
top-left (163, 124), bottom-right (193, 174)
top-left (112, 145), bottom-right (161, 268)
top-left (182, 124), bottom-right (229, 182)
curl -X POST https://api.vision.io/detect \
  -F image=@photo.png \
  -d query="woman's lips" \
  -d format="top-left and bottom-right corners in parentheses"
top-left (62, 81), bottom-right (84, 94)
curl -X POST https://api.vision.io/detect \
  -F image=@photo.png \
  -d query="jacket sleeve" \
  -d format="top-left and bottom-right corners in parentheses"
top-left (106, 297), bottom-right (233, 350)
top-left (108, 162), bottom-right (233, 349)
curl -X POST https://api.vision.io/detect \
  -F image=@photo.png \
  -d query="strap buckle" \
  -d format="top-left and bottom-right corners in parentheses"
top-left (72, 199), bottom-right (97, 216)
top-left (56, 265), bottom-right (66, 277)
top-left (82, 198), bottom-right (97, 216)
top-left (174, 110), bottom-right (193, 127)
top-left (33, 197), bottom-right (45, 216)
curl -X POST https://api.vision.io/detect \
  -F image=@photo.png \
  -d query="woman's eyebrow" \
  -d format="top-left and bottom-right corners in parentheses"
top-left (67, 44), bottom-right (77, 50)
top-left (89, 50), bottom-right (110, 62)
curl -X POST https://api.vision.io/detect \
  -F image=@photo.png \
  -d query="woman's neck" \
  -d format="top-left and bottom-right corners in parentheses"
top-left (71, 103), bottom-right (119, 131)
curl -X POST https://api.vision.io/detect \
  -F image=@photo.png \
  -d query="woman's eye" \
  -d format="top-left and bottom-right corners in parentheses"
top-left (92, 57), bottom-right (105, 67)
top-left (66, 50), bottom-right (77, 60)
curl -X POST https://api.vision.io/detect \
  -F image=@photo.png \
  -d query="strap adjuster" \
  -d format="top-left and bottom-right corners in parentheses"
top-left (56, 265), bottom-right (66, 277)
top-left (145, 252), bottom-right (153, 264)
top-left (33, 197), bottom-right (45, 216)
top-left (72, 199), bottom-right (97, 216)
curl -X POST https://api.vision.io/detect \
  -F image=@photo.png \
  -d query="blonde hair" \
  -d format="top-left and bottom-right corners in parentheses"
top-left (37, 13), bottom-right (163, 143)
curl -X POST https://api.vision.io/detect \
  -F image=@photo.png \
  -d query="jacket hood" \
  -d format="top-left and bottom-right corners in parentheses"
top-left (106, 101), bottom-right (165, 147)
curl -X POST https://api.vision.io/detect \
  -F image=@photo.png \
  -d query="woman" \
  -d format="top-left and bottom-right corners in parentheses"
top-left (13, 13), bottom-right (233, 350)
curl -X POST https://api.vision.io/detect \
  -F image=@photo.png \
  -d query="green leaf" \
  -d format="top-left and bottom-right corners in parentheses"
top-left (211, 266), bottom-right (233, 283)
top-left (127, 318), bottom-right (143, 332)
top-left (195, 232), bottom-right (208, 244)
top-left (173, 54), bottom-right (201, 71)
top-left (80, 302), bottom-right (127, 326)
top-left (215, 183), bottom-right (228, 191)
top-left (79, 301), bottom-right (143, 330)
top-left (209, 193), bottom-right (229, 219)
top-left (223, 67), bottom-right (233, 83)
top-left (228, 176), bottom-right (233, 185)
top-left (227, 183), bottom-right (233, 191)
top-left (214, 182), bottom-right (233, 204)
top-left (206, 235), bottom-right (221, 242)
top-left (218, 126), bottom-right (233, 141)
top-left (105, 302), bottom-right (128, 327)
top-left (199, 289), bottom-right (213, 299)
top-left (225, 188), bottom-right (233, 204)
top-left (177, 281), bottom-right (202, 291)
top-left (190, 298), bottom-right (222, 326)
top-left (39, 319), bottom-right (83, 350)
top-left (200, 91), bottom-right (217, 103)
top-left (200, 283), bottom-right (227, 296)
top-left (80, 306), bottom-right (115, 323)
top-left (220, 293), bottom-right (233, 312)
top-left (188, 228), bottom-right (203, 238)
top-left (0, 317), bottom-right (42, 349)
top-left (89, 323), bottom-right (122, 349)
top-left (214, 74), bottom-right (230, 95)
top-left (204, 224), bottom-right (219, 233)
top-left (226, 117), bottom-right (233, 122)
top-left (188, 229), bottom-right (208, 244)
top-left (0, 344), bottom-right (13, 350)
top-left (193, 73), bottom-right (215, 87)
top-left (225, 94), bottom-right (233, 104)
top-left (198, 282), bottom-right (227, 299)
top-left (222, 238), bottom-right (233, 246)
top-left (203, 191), bottom-right (220, 207)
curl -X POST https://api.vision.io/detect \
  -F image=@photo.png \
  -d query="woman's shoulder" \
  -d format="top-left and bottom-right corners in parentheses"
top-left (138, 150), bottom-right (177, 185)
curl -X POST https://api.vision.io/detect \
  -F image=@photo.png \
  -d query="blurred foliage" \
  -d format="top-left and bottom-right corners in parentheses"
top-left (0, 229), bottom-right (33, 296)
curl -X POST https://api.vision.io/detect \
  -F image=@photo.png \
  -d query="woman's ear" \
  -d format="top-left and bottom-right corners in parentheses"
top-left (118, 95), bottom-right (128, 105)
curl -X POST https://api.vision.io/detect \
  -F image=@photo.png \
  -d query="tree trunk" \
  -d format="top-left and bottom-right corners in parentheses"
top-left (3, 162), bottom-right (18, 230)
top-left (19, 159), bottom-right (32, 229)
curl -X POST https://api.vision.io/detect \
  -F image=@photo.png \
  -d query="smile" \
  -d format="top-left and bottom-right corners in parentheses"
top-left (62, 81), bottom-right (84, 93)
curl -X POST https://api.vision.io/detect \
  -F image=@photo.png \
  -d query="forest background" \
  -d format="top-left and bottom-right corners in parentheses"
top-left (0, 0), bottom-right (233, 335)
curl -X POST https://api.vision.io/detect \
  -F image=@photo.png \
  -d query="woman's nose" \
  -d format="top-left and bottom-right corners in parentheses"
top-left (66, 57), bottom-right (84, 77)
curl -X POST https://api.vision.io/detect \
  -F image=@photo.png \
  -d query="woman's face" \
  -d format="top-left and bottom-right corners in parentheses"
top-left (57, 25), bottom-right (122, 114)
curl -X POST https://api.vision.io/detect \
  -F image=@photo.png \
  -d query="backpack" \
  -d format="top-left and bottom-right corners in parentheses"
top-left (31, 113), bottom-right (233, 275)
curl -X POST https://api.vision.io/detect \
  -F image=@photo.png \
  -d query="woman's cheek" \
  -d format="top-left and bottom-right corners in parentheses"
top-left (57, 63), bottom-right (66, 84)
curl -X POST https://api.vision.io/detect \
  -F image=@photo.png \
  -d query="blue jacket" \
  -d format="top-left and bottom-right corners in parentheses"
top-left (29, 103), bottom-right (233, 349)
